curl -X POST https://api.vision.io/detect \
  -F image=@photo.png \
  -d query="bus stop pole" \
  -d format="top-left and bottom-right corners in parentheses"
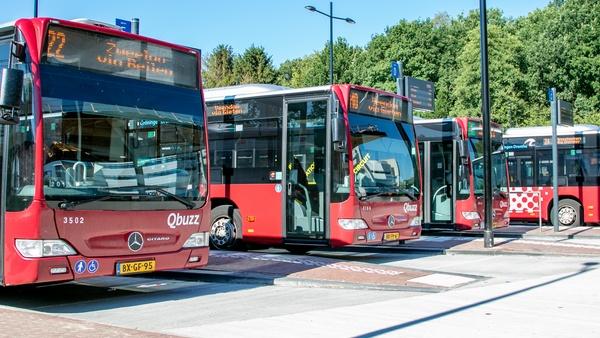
top-left (480, 0), bottom-right (494, 248)
top-left (550, 88), bottom-right (560, 232)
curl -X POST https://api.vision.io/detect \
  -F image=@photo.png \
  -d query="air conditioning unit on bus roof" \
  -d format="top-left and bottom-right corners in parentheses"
top-left (70, 18), bottom-right (123, 31)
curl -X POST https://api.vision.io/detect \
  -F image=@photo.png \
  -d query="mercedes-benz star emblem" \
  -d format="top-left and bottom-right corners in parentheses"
top-left (387, 215), bottom-right (395, 228)
top-left (128, 232), bottom-right (144, 252)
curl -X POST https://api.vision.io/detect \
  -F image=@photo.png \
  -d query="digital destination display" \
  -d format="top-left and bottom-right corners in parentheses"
top-left (43, 25), bottom-right (198, 89)
top-left (207, 103), bottom-right (248, 117)
top-left (349, 89), bottom-right (409, 122)
top-left (467, 120), bottom-right (502, 141)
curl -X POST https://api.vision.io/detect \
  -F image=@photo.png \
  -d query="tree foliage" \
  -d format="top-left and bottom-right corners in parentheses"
top-left (202, 44), bottom-right (236, 88)
top-left (202, 0), bottom-right (599, 126)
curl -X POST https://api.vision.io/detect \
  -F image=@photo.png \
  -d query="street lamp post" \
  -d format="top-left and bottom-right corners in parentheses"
top-left (479, 0), bottom-right (494, 248)
top-left (305, 2), bottom-right (355, 85)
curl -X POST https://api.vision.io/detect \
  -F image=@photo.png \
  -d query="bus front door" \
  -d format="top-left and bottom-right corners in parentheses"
top-left (283, 99), bottom-right (327, 242)
top-left (422, 141), bottom-right (455, 228)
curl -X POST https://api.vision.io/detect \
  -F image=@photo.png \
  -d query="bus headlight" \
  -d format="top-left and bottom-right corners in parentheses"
top-left (462, 212), bottom-right (481, 220)
top-left (183, 232), bottom-right (209, 248)
top-left (338, 219), bottom-right (368, 230)
top-left (15, 239), bottom-right (76, 258)
top-left (409, 216), bottom-right (422, 227)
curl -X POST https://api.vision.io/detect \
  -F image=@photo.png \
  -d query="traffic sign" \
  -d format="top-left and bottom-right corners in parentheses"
top-left (391, 61), bottom-right (400, 79)
top-left (547, 88), bottom-right (554, 102)
top-left (115, 18), bottom-right (132, 33)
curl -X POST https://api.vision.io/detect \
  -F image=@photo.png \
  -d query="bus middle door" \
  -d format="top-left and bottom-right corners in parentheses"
top-left (282, 98), bottom-right (327, 242)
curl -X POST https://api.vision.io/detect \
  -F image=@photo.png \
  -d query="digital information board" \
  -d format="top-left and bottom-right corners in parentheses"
top-left (43, 25), bottom-right (198, 89)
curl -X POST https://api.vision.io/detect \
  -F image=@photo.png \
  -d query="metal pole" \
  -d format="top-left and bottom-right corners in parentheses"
top-left (396, 61), bottom-right (404, 96)
top-left (480, 0), bottom-right (494, 248)
top-left (329, 2), bottom-right (334, 85)
top-left (132, 18), bottom-right (140, 34)
top-left (550, 87), bottom-right (560, 232)
top-left (34, 0), bottom-right (38, 18)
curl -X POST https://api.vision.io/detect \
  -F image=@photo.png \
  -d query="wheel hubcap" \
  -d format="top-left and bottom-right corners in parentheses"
top-left (210, 217), bottom-right (236, 248)
top-left (558, 206), bottom-right (576, 226)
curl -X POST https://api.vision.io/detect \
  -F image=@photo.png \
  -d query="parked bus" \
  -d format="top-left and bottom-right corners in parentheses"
top-left (0, 18), bottom-right (210, 286)
top-left (414, 118), bottom-right (510, 230)
top-left (205, 84), bottom-right (422, 252)
top-left (504, 125), bottom-right (600, 226)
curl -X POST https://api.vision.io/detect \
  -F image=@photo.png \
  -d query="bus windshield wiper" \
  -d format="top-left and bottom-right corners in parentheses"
top-left (100, 185), bottom-right (196, 209)
top-left (142, 185), bottom-right (196, 209)
top-left (58, 194), bottom-right (122, 210)
top-left (358, 187), bottom-right (417, 201)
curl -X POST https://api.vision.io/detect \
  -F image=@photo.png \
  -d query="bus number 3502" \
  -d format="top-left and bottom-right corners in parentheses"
top-left (63, 217), bottom-right (85, 224)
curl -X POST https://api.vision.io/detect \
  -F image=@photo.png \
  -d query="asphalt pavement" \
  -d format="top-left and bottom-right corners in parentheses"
top-left (2, 225), bottom-right (600, 337)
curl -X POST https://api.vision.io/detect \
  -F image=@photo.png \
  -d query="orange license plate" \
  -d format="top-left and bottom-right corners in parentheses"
top-left (383, 232), bottom-right (400, 241)
top-left (116, 260), bottom-right (156, 275)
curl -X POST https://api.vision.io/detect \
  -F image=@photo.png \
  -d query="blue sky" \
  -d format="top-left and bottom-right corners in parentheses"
top-left (3, 0), bottom-right (551, 65)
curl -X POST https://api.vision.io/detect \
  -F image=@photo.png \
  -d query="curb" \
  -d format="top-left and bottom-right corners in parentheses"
top-left (155, 269), bottom-right (446, 293)
top-left (445, 248), bottom-right (600, 258)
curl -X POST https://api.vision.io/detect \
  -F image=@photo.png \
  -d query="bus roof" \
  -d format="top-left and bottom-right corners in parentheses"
top-left (504, 124), bottom-right (600, 138)
top-left (204, 84), bottom-right (331, 101)
top-left (0, 20), bottom-right (16, 34)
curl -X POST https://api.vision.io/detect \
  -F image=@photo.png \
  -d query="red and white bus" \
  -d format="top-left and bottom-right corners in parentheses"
top-left (414, 118), bottom-right (510, 230)
top-left (205, 84), bottom-right (422, 252)
top-left (504, 125), bottom-right (600, 226)
top-left (0, 18), bottom-right (210, 286)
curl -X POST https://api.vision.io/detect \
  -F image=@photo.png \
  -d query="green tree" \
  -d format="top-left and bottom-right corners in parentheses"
top-left (517, 0), bottom-right (600, 125)
top-left (450, 23), bottom-right (528, 127)
top-left (203, 44), bottom-right (236, 88)
top-left (233, 45), bottom-right (276, 84)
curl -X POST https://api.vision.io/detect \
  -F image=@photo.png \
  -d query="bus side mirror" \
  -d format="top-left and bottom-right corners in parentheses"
top-left (458, 140), bottom-right (469, 160)
top-left (332, 113), bottom-right (346, 151)
top-left (0, 68), bottom-right (24, 125)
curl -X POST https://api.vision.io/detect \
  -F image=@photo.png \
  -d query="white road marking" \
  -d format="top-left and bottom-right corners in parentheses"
top-left (407, 273), bottom-right (475, 287)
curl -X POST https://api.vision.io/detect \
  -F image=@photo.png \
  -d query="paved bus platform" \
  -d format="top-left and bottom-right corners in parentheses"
top-left (401, 225), bottom-right (600, 257)
top-left (0, 307), bottom-right (174, 338)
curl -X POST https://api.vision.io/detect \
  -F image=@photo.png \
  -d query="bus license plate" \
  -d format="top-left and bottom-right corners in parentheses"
top-left (116, 260), bottom-right (156, 275)
top-left (383, 232), bottom-right (400, 241)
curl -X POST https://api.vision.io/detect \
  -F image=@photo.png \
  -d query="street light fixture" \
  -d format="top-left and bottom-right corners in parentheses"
top-left (305, 2), bottom-right (355, 85)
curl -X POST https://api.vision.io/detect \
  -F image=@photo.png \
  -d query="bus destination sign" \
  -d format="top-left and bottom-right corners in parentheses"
top-left (43, 25), bottom-right (198, 88)
top-left (349, 89), bottom-right (409, 122)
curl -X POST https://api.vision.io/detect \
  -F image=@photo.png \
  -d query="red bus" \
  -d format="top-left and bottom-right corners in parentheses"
top-left (504, 125), bottom-right (600, 226)
top-left (414, 118), bottom-right (510, 230)
top-left (205, 84), bottom-right (422, 252)
top-left (0, 18), bottom-right (210, 286)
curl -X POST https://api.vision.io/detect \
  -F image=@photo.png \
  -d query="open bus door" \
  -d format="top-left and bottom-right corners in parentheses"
top-left (282, 97), bottom-right (328, 244)
top-left (420, 140), bottom-right (459, 228)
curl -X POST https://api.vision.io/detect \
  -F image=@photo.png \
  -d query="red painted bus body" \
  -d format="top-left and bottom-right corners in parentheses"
top-left (504, 125), bottom-right (600, 226)
top-left (415, 118), bottom-right (510, 230)
top-left (0, 18), bottom-right (210, 286)
top-left (206, 84), bottom-right (422, 250)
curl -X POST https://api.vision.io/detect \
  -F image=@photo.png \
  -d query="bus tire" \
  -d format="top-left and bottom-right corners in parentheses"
top-left (210, 205), bottom-right (243, 250)
top-left (551, 199), bottom-right (582, 227)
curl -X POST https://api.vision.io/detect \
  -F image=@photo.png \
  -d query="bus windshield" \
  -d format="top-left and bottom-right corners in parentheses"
top-left (40, 64), bottom-right (207, 209)
top-left (349, 113), bottom-right (419, 198)
top-left (471, 138), bottom-right (508, 196)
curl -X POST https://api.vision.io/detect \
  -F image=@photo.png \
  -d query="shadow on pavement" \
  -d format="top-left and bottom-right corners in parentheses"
top-left (354, 261), bottom-right (600, 337)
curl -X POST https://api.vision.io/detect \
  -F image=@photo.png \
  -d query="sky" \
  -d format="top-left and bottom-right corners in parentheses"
top-left (3, 0), bottom-right (552, 66)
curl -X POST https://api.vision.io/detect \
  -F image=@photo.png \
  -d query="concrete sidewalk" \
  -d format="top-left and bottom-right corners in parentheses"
top-left (407, 226), bottom-right (600, 257)
top-left (0, 307), bottom-right (175, 338)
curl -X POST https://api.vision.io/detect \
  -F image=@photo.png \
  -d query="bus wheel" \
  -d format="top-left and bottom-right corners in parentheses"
top-left (210, 205), bottom-right (242, 250)
top-left (551, 199), bottom-right (582, 227)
